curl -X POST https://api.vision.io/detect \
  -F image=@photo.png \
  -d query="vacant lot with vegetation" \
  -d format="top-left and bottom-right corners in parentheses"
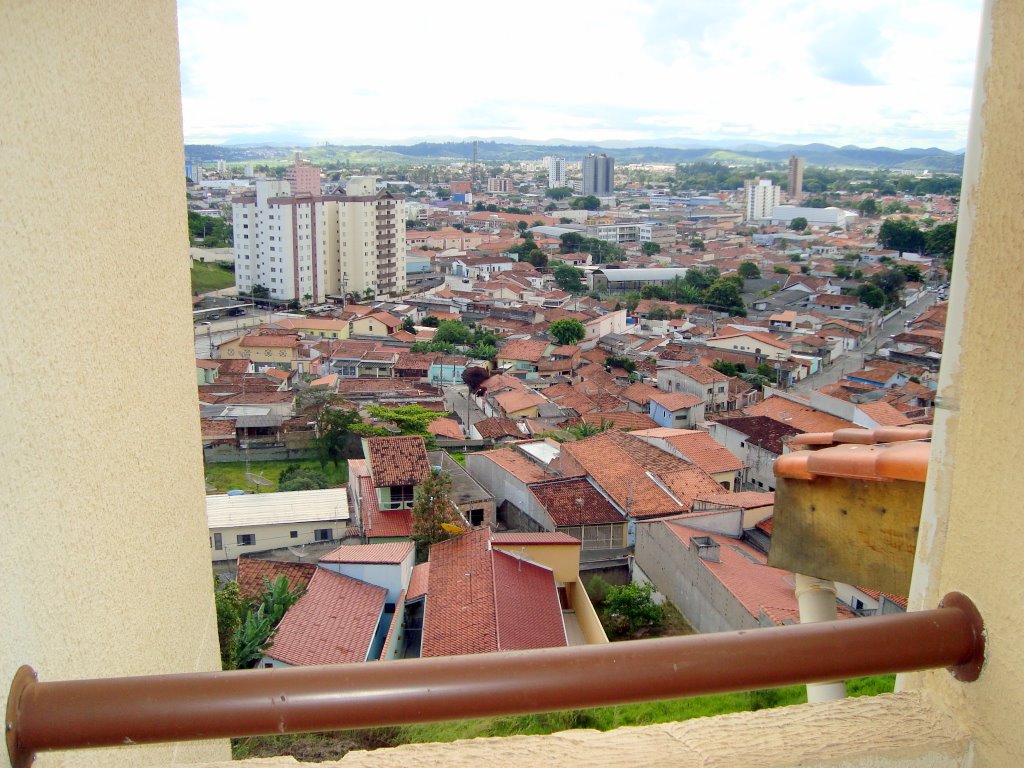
top-left (204, 459), bottom-right (347, 493)
top-left (232, 675), bottom-right (896, 760)
top-left (191, 260), bottom-right (235, 294)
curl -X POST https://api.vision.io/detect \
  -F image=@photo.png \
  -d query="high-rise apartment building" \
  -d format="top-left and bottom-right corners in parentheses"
top-left (487, 176), bottom-right (513, 193)
top-left (284, 156), bottom-right (322, 196)
top-left (787, 155), bottom-right (804, 200)
top-left (233, 174), bottom-right (406, 305)
top-left (582, 153), bottom-right (614, 197)
top-left (744, 178), bottom-right (782, 222)
top-left (545, 156), bottom-right (567, 188)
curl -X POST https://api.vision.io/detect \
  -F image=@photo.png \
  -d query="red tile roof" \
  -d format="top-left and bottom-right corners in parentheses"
top-left (556, 431), bottom-right (689, 518)
top-left (715, 416), bottom-right (803, 455)
top-left (265, 568), bottom-right (386, 666)
top-left (361, 475), bottom-right (413, 539)
top-left (580, 411), bottom-right (660, 431)
top-left (473, 447), bottom-right (555, 484)
top-left (407, 563), bottom-right (430, 601)
top-left (661, 521), bottom-right (799, 625)
top-left (473, 417), bottom-right (525, 439)
top-left (498, 338), bottom-right (550, 363)
top-left (421, 529), bottom-right (568, 658)
top-left (858, 400), bottom-right (916, 427)
top-left (527, 478), bottom-right (624, 526)
top-left (366, 436), bottom-right (430, 487)
top-left (665, 364), bottom-right (731, 385)
top-left (428, 417), bottom-right (464, 440)
top-left (697, 491), bottom-right (775, 509)
top-left (649, 391), bottom-right (704, 411)
top-left (319, 541), bottom-right (414, 564)
top-left (744, 396), bottom-right (855, 433)
top-left (491, 550), bottom-right (567, 650)
top-left (490, 531), bottom-right (583, 545)
top-left (236, 559), bottom-right (317, 602)
top-left (661, 430), bottom-right (747, 474)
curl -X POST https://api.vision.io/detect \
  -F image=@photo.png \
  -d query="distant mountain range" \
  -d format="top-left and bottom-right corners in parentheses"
top-left (184, 140), bottom-right (964, 173)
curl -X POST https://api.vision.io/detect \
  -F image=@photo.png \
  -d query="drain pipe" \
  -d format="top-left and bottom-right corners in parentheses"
top-left (796, 573), bottom-right (847, 703)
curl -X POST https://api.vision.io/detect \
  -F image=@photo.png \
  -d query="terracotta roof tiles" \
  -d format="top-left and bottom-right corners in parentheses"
top-left (264, 568), bottom-right (386, 666)
top-left (527, 478), bottom-right (624, 526)
top-left (366, 436), bottom-right (431, 487)
top-left (236, 559), bottom-right (317, 602)
top-left (319, 541), bottom-right (414, 564)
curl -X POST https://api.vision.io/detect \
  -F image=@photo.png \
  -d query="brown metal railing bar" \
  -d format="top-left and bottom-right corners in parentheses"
top-left (6, 594), bottom-right (984, 764)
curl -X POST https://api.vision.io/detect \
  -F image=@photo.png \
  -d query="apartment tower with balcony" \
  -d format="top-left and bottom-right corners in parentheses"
top-left (232, 174), bottom-right (406, 304)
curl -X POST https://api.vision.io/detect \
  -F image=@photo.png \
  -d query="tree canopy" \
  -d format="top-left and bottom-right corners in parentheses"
top-left (545, 186), bottom-right (574, 200)
top-left (570, 195), bottom-right (602, 210)
top-left (551, 261), bottom-right (586, 294)
top-left (790, 217), bottom-right (808, 232)
top-left (738, 261), bottom-right (761, 279)
top-left (925, 221), bottom-right (957, 257)
top-left (548, 318), bottom-right (586, 346)
top-left (879, 217), bottom-right (926, 254)
top-left (641, 241), bottom-right (662, 256)
top-left (411, 470), bottom-right (463, 561)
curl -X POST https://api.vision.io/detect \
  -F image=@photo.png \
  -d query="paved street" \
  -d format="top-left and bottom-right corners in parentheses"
top-left (193, 311), bottom-right (293, 357)
top-left (789, 292), bottom-right (938, 394)
top-left (444, 384), bottom-right (486, 430)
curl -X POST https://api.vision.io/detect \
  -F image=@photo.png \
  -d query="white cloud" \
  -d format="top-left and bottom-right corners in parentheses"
top-left (177, 0), bottom-right (983, 148)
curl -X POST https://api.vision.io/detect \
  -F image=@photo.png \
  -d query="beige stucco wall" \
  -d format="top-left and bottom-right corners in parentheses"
top-left (0, 2), bottom-right (229, 765)
top-left (900, 2), bottom-right (1024, 765)
top-left (493, 543), bottom-right (580, 583)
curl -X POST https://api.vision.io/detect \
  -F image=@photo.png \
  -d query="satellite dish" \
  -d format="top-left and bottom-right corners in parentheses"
top-left (441, 523), bottom-right (465, 534)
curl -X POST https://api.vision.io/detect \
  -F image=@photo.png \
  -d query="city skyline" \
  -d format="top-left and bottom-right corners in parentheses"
top-left (178, 0), bottom-right (983, 151)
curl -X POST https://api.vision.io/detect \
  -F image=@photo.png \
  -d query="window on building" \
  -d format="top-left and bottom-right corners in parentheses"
top-left (390, 485), bottom-right (415, 508)
top-left (237, 533), bottom-right (255, 546)
top-left (213, 532), bottom-right (222, 550)
top-left (290, 531), bottom-right (298, 539)
top-left (314, 528), bottom-right (333, 542)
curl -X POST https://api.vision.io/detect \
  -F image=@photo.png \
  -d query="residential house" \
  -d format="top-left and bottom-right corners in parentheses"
top-left (490, 388), bottom-right (548, 419)
top-left (527, 476), bottom-right (628, 551)
top-left (362, 435), bottom-right (431, 513)
top-left (464, 443), bottom-right (560, 530)
top-left (657, 364), bottom-right (731, 413)
top-left (632, 428), bottom-right (747, 492)
top-left (706, 330), bottom-right (791, 362)
top-left (470, 416), bottom-right (529, 442)
top-left (318, 541), bottom-right (416, 604)
top-left (205, 487), bottom-right (350, 562)
top-left (648, 391), bottom-right (706, 429)
top-left (706, 416), bottom-right (803, 491)
top-left (351, 311), bottom-right (401, 338)
top-left (553, 430), bottom-right (727, 541)
top-left (272, 316), bottom-right (351, 340)
top-left (427, 450), bottom-right (496, 528)
top-left (259, 568), bottom-right (389, 668)
top-left (414, 528), bottom-right (607, 659)
top-left (216, 332), bottom-right (316, 372)
top-left (496, 337), bottom-right (551, 375)
top-left (635, 515), bottom-right (815, 633)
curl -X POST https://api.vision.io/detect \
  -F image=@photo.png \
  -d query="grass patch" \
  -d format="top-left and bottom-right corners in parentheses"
top-left (204, 459), bottom-right (347, 493)
top-left (232, 675), bottom-right (896, 760)
top-left (191, 260), bottom-right (235, 294)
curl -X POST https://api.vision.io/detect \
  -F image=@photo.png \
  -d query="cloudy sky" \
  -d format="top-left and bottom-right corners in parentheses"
top-left (178, 0), bottom-right (983, 149)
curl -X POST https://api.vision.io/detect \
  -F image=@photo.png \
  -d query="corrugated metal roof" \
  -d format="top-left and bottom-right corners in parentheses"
top-left (206, 487), bottom-right (349, 528)
top-left (234, 414), bottom-right (285, 428)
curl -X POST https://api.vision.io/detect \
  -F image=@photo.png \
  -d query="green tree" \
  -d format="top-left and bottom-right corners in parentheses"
top-left (434, 320), bottom-right (472, 345)
top-left (879, 217), bottom-right (926, 254)
top-left (214, 580), bottom-right (245, 669)
top-left (548, 318), bottom-right (586, 346)
top-left (603, 581), bottom-right (664, 637)
top-left (233, 607), bottom-right (275, 670)
top-left (853, 269), bottom-right (864, 280)
top-left (523, 249), bottom-right (548, 269)
top-left (570, 195), bottom-right (601, 210)
top-left (297, 389), bottom-right (368, 468)
top-left (552, 262), bottom-right (586, 293)
top-left (605, 355), bottom-right (636, 373)
top-left (857, 198), bottom-right (879, 217)
top-left (366, 405), bottom-right (445, 442)
top-left (790, 217), bottom-right (808, 232)
top-left (684, 266), bottom-right (718, 292)
top-left (624, 292), bottom-right (642, 313)
top-left (738, 261), bottom-right (761, 280)
top-left (641, 241), bottom-right (662, 256)
top-left (834, 265), bottom-right (852, 279)
top-left (856, 283), bottom-right (886, 308)
top-left (925, 221), bottom-right (957, 257)
top-left (689, 238), bottom-right (706, 251)
top-left (704, 278), bottom-right (746, 316)
top-left (711, 360), bottom-right (737, 377)
top-left (773, 266), bottom-right (791, 275)
top-left (545, 186), bottom-right (574, 200)
top-left (421, 315), bottom-right (440, 327)
top-left (401, 315), bottom-right (418, 334)
top-left (559, 232), bottom-right (585, 253)
top-left (894, 264), bottom-right (923, 283)
top-left (411, 469), bottom-right (462, 561)
top-left (278, 465), bottom-right (330, 492)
